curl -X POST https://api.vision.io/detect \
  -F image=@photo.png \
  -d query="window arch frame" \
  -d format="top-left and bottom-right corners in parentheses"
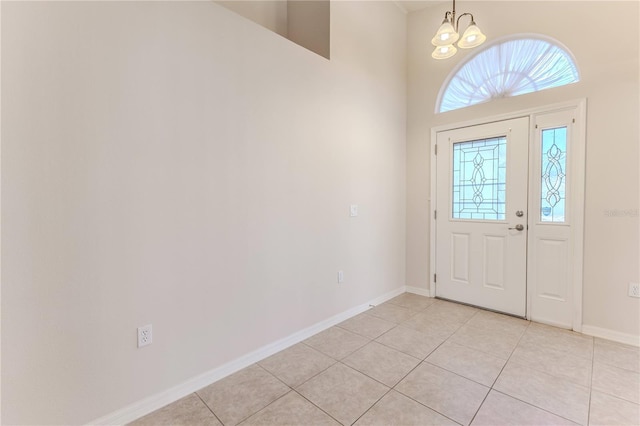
top-left (435, 34), bottom-right (581, 114)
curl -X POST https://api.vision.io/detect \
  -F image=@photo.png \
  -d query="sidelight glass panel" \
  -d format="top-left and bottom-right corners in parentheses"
top-left (452, 137), bottom-right (507, 220)
top-left (540, 127), bottom-right (567, 222)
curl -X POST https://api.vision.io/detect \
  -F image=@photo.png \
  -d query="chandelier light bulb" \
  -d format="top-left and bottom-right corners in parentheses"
top-left (432, 44), bottom-right (457, 60)
top-left (431, 19), bottom-right (459, 46)
top-left (458, 22), bottom-right (487, 49)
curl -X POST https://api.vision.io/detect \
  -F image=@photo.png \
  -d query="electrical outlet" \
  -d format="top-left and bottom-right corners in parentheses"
top-left (338, 270), bottom-right (344, 283)
top-left (137, 324), bottom-right (153, 348)
top-left (350, 204), bottom-right (358, 217)
top-left (629, 283), bottom-right (640, 298)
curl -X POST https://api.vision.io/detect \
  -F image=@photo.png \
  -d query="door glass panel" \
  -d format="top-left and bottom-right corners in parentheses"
top-left (452, 136), bottom-right (507, 220)
top-left (540, 127), bottom-right (567, 222)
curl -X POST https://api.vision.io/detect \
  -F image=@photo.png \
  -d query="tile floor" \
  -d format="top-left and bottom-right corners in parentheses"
top-left (131, 293), bottom-right (640, 426)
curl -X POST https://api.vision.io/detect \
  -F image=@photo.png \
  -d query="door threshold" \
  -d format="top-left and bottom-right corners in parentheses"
top-left (434, 296), bottom-right (527, 321)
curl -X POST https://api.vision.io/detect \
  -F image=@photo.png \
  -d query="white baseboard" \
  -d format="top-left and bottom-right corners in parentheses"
top-left (405, 285), bottom-right (431, 297)
top-left (581, 324), bottom-right (640, 347)
top-left (88, 286), bottom-right (406, 425)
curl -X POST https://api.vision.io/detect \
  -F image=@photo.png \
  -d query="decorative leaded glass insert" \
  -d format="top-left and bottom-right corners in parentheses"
top-left (452, 137), bottom-right (506, 220)
top-left (540, 127), bottom-right (567, 222)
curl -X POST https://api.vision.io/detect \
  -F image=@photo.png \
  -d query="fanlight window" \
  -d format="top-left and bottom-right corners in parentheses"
top-left (438, 36), bottom-right (580, 113)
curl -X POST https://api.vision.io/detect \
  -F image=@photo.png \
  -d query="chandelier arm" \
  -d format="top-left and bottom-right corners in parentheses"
top-left (455, 12), bottom-right (474, 32)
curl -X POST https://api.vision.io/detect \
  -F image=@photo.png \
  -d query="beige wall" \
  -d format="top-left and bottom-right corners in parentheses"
top-left (288, 1), bottom-right (331, 59)
top-left (217, 1), bottom-right (288, 37)
top-left (406, 1), bottom-right (639, 336)
top-left (216, 1), bottom-right (331, 59)
top-left (1, 1), bottom-right (407, 423)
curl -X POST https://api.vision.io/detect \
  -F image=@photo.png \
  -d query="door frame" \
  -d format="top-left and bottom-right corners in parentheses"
top-left (429, 99), bottom-right (587, 331)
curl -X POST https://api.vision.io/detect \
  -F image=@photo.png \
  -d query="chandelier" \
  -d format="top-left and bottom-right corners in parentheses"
top-left (431, 0), bottom-right (486, 60)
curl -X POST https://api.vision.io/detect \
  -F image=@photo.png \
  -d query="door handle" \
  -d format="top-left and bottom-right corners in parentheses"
top-left (509, 224), bottom-right (524, 231)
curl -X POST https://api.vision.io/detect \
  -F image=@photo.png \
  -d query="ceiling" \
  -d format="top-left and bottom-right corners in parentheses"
top-left (396, 1), bottom-right (444, 13)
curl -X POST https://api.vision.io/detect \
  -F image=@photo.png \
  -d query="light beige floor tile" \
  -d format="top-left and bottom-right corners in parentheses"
top-left (521, 323), bottom-right (593, 359)
top-left (130, 393), bottom-right (221, 426)
top-left (426, 300), bottom-right (478, 324)
top-left (343, 341), bottom-right (421, 387)
top-left (386, 293), bottom-right (436, 312)
top-left (449, 323), bottom-right (521, 359)
top-left (592, 362), bottom-right (640, 404)
top-left (400, 310), bottom-right (464, 339)
top-left (494, 361), bottom-right (589, 425)
top-left (239, 391), bottom-right (340, 426)
top-left (354, 390), bottom-right (458, 426)
top-left (197, 364), bottom-right (290, 426)
top-left (304, 326), bottom-right (369, 360)
top-left (376, 325), bottom-right (446, 359)
top-left (510, 339), bottom-right (592, 387)
top-left (589, 390), bottom-right (640, 426)
top-left (396, 362), bottom-right (489, 426)
top-left (471, 390), bottom-right (578, 426)
top-left (426, 341), bottom-right (506, 387)
top-left (297, 363), bottom-right (389, 426)
top-left (337, 313), bottom-right (396, 339)
top-left (367, 303), bottom-right (418, 323)
top-left (258, 343), bottom-right (335, 387)
top-left (464, 310), bottom-right (529, 338)
top-left (594, 338), bottom-right (640, 373)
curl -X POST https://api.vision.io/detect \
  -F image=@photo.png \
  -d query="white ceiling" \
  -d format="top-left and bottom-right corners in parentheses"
top-left (396, 1), bottom-right (444, 13)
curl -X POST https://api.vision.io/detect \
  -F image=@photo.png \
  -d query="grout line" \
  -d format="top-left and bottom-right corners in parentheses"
top-left (194, 392), bottom-right (225, 426)
top-left (372, 318), bottom-right (474, 425)
top-left (223, 364), bottom-right (297, 425)
top-left (468, 319), bottom-right (532, 425)
top-left (335, 323), bottom-right (396, 340)
top-left (349, 388), bottom-right (394, 425)
top-left (335, 359), bottom-right (393, 390)
top-left (421, 359), bottom-right (493, 390)
top-left (490, 389), bottom-right (582, 425)
top-left (484, 321), bottom-right (591, 425)
top-left (233, 390), bottom-right (296, 425)
top-left (467, 389), bottom-right (491, 426)
top-left (586, 336), bottom-right (595, 425)
top-left (292, 357), bottom-right (339, 389)
top-left (280, 343), bottom-right (340, 389)
top-left (388, 349), bottom-right (460, 424)
top-left (373, 329), bottom-right (451, 362)
top-left (254, 362), bottom-right (294, 389)
top-left (489, 319), bottom-right (531, 388)
top-left (292, 389), bottom-right (343, 425)
top-left (391, 387), bottom-right (461, 425)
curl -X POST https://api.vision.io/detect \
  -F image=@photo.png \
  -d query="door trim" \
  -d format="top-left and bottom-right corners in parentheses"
top-left (429, 99), bottom-right (587, 331)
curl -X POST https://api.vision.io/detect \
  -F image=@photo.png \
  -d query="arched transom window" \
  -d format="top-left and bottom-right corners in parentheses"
top-left (437, 35), bottom-right (580, 113)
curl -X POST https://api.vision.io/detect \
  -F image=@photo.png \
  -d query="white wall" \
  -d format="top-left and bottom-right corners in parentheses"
top-left (406, 1), bottom-right (639, 337)
top-left (1, 1), bottom-right (407, 424)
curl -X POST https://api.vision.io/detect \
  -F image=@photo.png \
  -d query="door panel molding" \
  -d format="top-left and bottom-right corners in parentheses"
top-left (435, 117), bottom-right (529, 317)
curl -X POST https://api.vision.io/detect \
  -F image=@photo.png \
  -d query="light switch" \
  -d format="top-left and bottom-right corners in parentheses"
top-left (350, 204), bottom-right (358, 217)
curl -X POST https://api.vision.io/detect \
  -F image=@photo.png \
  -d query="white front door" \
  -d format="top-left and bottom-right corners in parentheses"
top-left (435, 117), bottom-right (529, 317)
